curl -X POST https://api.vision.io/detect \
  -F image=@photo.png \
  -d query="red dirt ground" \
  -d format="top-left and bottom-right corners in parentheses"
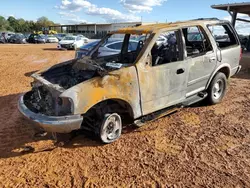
top-left (0, 44), bottom-right (250, 187)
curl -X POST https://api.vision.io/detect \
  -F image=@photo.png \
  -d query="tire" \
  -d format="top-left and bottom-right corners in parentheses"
top-left (99, 113), bottom-right (122, 143)
top-left (207, 72), bottom-right (227, 105)
top-left (82, 104), bottom-right (123, 143)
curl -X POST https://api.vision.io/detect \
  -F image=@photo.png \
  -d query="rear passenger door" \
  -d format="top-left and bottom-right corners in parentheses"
top-left (207, 23), bottom-right (241, 74)
top-left (182, 26), bottom-right (216, 97)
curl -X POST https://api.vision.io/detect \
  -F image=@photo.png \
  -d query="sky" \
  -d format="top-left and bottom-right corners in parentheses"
top-left (1, 0), bottom-right (250, 34)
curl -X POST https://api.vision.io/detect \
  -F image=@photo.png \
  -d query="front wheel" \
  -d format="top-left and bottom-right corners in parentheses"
top-left (207, 72), bottom-right (227, 105)
top-left (99, 113), bottom-right (122, 144)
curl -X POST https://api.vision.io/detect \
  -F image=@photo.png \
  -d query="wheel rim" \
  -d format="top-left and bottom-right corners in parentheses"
top-left (100, 113), bottom-right (122, 143)
top-left (212, 79), bottom-right (224, 100)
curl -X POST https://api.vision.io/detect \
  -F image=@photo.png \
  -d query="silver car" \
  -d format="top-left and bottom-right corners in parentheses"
top-left (18, 18), bottom-right (241, 143)
top-left (75, 39), bottom-right (138, 58)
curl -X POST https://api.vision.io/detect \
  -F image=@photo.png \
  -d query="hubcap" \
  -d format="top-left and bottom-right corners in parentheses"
top-left (213, 79), bottom-right (223, 100)
top-left (100, 113), bottom-right (122, 143)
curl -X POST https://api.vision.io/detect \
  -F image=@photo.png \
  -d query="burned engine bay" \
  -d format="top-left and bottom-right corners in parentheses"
top-left (40, 58), bottom-right (127, 90)
top-left (23, 58), bottom-right (129, 116)
top-left (41, 61), bottom-right (97, 90)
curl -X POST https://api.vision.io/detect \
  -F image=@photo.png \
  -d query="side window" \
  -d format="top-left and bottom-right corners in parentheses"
top-left (151, 30), bottom-right (182, 66)
top-left (208, 24), bottom-right (238, 49)
top-left (182, 26), bottom-right (213, 57)
top-left (107, 42), bottom-right (123, 50)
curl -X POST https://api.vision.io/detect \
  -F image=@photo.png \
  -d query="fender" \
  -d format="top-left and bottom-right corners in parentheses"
top-left (60, 66), bottom-right (142, 119)
top-left (205, 63), bottom-right (231, 89)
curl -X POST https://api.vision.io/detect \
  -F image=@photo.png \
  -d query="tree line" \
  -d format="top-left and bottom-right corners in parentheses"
top-left (0, 16), bottom-right (60, 33)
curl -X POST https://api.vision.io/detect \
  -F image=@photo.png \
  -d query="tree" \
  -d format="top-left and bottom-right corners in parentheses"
top-left (0, 16), bottom-right (9, 31)
top-left (2, 15), bottom-right (61, 33)
top-left (36, 16), bottom-right (54, 30)
top-left (7, 16), bottom-right (17, 27)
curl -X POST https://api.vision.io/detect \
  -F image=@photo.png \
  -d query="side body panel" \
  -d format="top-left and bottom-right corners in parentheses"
top-left (60, 66), bottom-right (142, 119)
top-left (135, 29), bottom-right (188, 115)
top-left (136, 58), bottom-right (188, 115)
top-left (220, 46), bottom-right (241, 76)
top-left (184, 24), bottom-right (218, 96)
top-left (205, 22), bottom-right (241, 88)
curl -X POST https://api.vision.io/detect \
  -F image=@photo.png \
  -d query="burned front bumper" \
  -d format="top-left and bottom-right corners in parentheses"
top-left (18, 94), bottom-right (83, 133)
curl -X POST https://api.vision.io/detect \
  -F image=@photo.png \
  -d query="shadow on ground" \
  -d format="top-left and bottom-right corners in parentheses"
top-left (0, 92), bottom-right (140, 159)
top-left (43, 48), bottom-right (69, 51)
top-left (233, 69), bottom-right (250, 80)
top-left (24, 70), bottom-right (39, 77)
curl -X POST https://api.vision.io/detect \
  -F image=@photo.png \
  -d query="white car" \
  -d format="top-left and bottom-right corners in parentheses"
top-left (57, 35), bottom-right (89, 50)
top-left (156, 35), bottom-right (167, 45)
top-left (46, 35), bottom-right (59, 43)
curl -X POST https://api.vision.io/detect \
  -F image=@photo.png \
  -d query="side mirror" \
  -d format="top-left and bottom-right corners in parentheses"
top-left (192, 49), bottom-right (200, 55)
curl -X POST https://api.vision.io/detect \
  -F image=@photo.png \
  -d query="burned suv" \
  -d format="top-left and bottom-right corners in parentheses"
top-left (19, 18), bottom-right (242, 143)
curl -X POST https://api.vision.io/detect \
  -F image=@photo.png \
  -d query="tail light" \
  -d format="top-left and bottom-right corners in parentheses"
top-left (240, 48), bottom-right (243, 61)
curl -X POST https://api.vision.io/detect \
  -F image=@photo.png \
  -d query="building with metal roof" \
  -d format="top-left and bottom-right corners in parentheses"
top-left (212, 2), bottom-right (250, 27)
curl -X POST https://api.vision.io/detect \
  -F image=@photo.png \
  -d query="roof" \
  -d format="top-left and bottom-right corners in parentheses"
top-left (112, 18), bottom-right (226, 34)
top-left (49, 22), bottom-right (142, 28)
top-left (212, 2), bottom-right (250, 15)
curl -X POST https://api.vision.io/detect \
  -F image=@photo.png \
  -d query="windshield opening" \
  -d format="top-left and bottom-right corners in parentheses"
top-left (84, 33), bottom-right (151, 68)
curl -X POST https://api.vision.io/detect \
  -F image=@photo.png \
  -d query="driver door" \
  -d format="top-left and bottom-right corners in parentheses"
top-left (136, 30), bottom-right (188, 115)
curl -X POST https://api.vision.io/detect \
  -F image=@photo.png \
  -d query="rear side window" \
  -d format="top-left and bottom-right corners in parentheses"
top-left (182, 26), bottom-right (213, 57)
top-left (208, 24), bottom-right (238, 49)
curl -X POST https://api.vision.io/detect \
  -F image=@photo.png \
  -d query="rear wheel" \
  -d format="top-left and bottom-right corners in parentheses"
top-left (207, 72), bottom-right (227, 105)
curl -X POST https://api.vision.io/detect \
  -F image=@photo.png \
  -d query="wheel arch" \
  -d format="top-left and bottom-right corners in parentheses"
top-left (84, 98), bottom-right (135, 122)
top-left (206, 64), bottom-right (231, 89)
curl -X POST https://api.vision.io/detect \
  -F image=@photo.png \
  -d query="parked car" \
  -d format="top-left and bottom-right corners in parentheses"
top-left (57, 35), bottom-right (88, 50)
top-left (137, 34), bottom-right (167, 45)
top-left (75, 40), bottom-right (100, 58)
top-left (46, 35), bottom-right (59, 43)
top-left (0, 36), bottom-right (5, 43)
top-left (55, 33), bottom-right (67, 41)
top-left (8, 33), bottom-right (26, 44)
top-left (76, 35), bottom-right (89, 43)
top-left (27, 34), bottom-right (46, 43)
top-left (75, 39), bottom-right (138, 58)
top-left (0, 32), bottom-right (15, 43)
top-left (18, 18), bottom-right (242, 143)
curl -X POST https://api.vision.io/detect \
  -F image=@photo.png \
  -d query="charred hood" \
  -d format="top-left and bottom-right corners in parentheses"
top-left (37, 59), bottom-right (100, 90)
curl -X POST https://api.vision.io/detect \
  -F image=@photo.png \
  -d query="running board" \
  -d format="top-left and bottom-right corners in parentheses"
top-left (134, 92), bottom-right (207, 127)
top-left (134, 105), bottom-right (181, 127)
top-left (182, 92), bottom-right (207, 106)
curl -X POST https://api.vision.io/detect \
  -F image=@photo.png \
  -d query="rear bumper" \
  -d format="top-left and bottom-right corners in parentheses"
top-left (18, 95), bottom-right (83, 133)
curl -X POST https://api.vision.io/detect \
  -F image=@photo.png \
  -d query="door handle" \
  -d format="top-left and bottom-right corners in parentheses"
top-left (176, 68), bottom-right (185, 74)
top-left (209, 57), bottom-right (216, 62)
